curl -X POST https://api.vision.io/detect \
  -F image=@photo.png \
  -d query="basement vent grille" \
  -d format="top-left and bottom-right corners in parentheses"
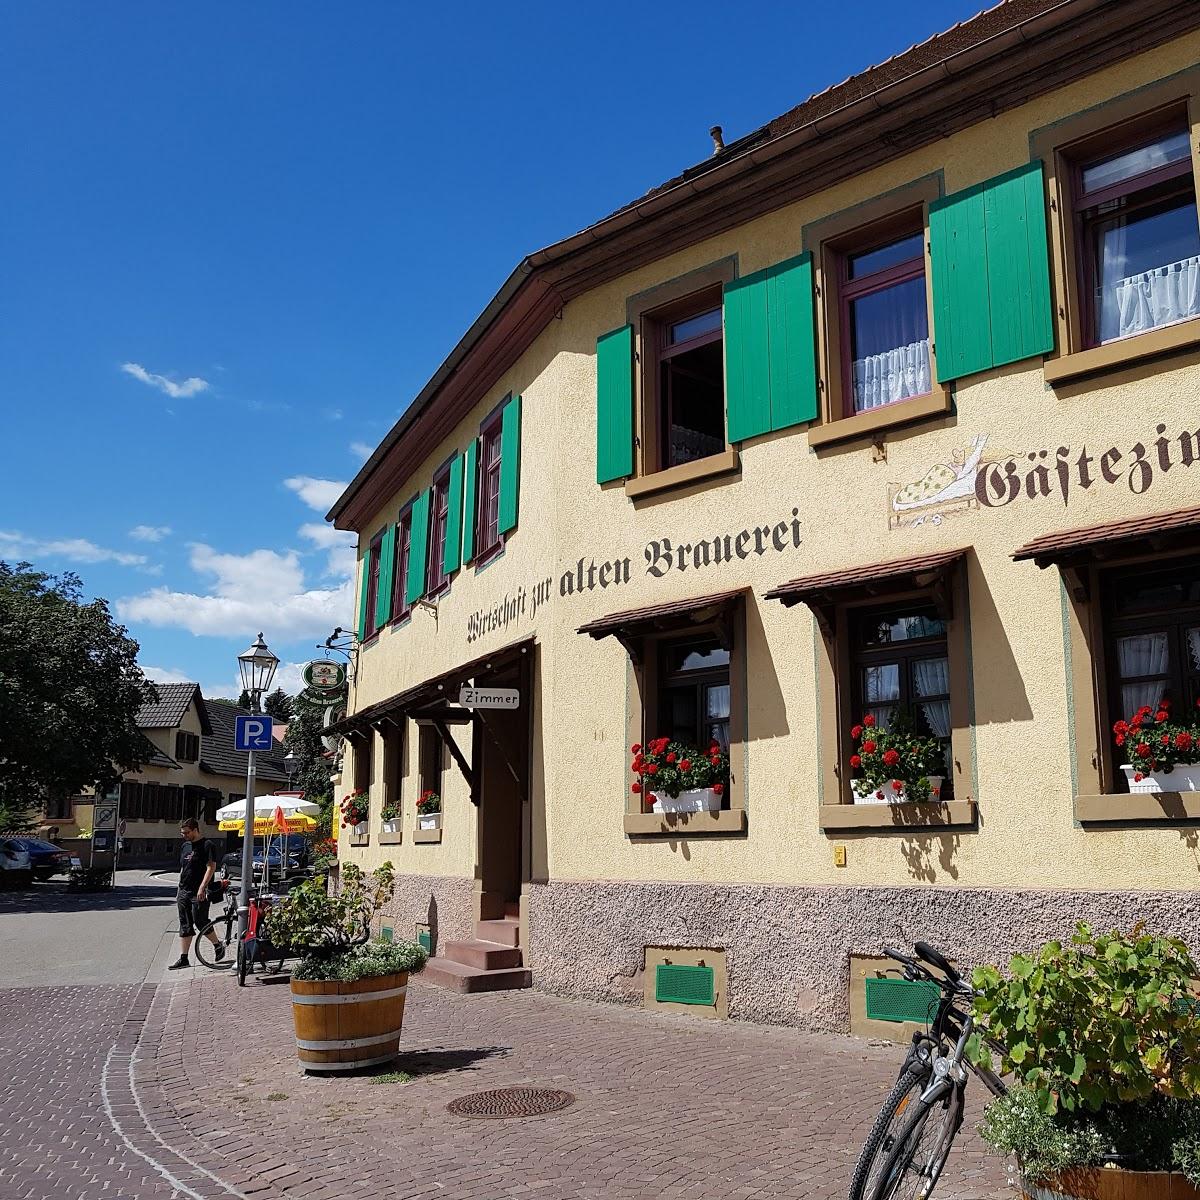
top-left (655, 963), bottom-right (715, 1006)
top-left (865, 976), bottom-right (942, 1024)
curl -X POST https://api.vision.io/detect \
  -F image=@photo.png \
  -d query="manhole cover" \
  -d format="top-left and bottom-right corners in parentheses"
top-left (446, 1086), bottom-right (576, 1119)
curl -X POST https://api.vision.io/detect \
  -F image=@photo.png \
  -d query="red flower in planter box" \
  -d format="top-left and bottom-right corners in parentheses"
top-left (846, 710), bottom-right (944, 803)
top-left (630, 738), bottom-right (730, 804)
top-left (338, 789), bottom-right (369, 829)
top-left (1113, 698), bottom-right (1200, 777)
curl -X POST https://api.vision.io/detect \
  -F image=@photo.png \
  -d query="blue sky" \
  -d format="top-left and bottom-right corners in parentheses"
top-left (0, 0), bottom-right (986, 698)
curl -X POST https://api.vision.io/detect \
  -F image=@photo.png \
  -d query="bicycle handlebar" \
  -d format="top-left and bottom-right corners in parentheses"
top-left (915, 940), bottom-right (961, 983)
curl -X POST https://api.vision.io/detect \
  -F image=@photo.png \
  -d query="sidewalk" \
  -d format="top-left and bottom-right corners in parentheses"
top-left (137, 971), bottom-right (1014, 1200)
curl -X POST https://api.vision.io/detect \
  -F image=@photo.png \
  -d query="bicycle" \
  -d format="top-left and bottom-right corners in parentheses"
top-left (848, 942), bottom-right (1006, 1200)
top-left (193, 879), bottom-right (238, 969)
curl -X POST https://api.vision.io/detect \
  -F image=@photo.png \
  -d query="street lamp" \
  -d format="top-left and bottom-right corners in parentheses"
top-left (284, 750), bottom-right (297, 789)
top-left (236, 633), bottom-right (279, 937)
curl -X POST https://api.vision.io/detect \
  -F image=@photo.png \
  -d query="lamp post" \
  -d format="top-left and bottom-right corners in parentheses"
top-left (284, 750), bottom-right (297, 790)
top-left (237, 632), bottom-right (279, 938)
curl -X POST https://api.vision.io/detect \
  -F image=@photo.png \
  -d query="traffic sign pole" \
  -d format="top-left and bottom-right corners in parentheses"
top-left (239, 744), bottom-right (257, 940)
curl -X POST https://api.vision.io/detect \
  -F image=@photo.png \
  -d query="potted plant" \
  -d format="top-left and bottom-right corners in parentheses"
top-left (265, 862), bottom-right (428, 1072)
top-left (416, 790), bottom-right (440, 829)
top-left (970, 923), bottom-right (1200, 1198)
top-left (339, 789), bottom-right (369, 838)
top-left (1113, 699), bottom-right (1200, 794)
top-left (630, 738), bottom-right (730, 813)
top-left (380, 801), bottom-right (401, 834)
top-left (847, 712), bottom-right (944, 804)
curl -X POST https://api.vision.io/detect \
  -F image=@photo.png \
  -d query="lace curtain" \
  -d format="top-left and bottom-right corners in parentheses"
top-left (1116, 633), bottom-right (1169, 714)
top-left (1100, 254), bottom-right (1200, 343)
top-left (912, 657), bottom-right (951, 738)
top-left (853, 338), bottom-right (931, 412)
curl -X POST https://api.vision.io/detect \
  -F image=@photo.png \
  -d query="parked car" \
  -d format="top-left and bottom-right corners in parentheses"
top-left (222, 834), bottom-right (312, 881)
top-left (7, 836), bottom-right (72, 882)
top-left (0, 840), bottom-right (33, 888)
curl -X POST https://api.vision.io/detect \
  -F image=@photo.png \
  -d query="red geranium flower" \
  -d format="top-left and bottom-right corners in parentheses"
top-left (1176, 732), bottom-right (1193, 750)
top-left (883, 748), bottom-right (900, 766)
top-left (864, 714), bottom-right (876, 727)
top-left (680, 759), bottom-right (691, 771)
top-left (1156, 711), bottom-right (1169, 723)
top-left (875, 791), bottom-right (884, 800)
top-left (631, 743), bottom-right (641, 754)
top-left (850, 754), bottom-right (862, 768)
top-left (666, 752), bottom-right (677, 764)
top-left (631, 782), bottom-right (642, 794)
top-left (1134, 772), bottom-right (1144, 782)
top-left (1115, 734), bottom-right (1125, 747)
top-left (1135, 742), bottom-right (1151, 758)
top-left (862, 740), bottom-right (876, 754)
top-left (1161, 734), bottom-right (1171, 745)
top-left (892, 780), bottom-right (903, 791)
top-left (712, 783), bottom-right (724, 795)
top-left (851, 724), bottom-right (863, 740)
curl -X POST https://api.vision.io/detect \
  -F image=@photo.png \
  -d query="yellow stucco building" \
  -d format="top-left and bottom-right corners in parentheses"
top-left (329, 0), bottom-right (1200, 1029)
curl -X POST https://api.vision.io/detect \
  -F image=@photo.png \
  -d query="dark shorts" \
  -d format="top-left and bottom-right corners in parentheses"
top-left (177, 892), bottom-right (211, 937)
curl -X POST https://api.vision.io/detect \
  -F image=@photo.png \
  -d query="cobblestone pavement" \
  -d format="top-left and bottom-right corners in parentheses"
top-left (1, 962), bottom-right (1015, 1200)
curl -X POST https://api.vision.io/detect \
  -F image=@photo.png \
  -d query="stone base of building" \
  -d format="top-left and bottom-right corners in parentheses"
top-left (377, 874), bottom-right (475, 956)
top-left (525, 879), bottom-right (1200, 1032)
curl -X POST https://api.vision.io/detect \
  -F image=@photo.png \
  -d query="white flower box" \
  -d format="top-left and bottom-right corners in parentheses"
top-left (1121, 763), bottom-right (1200, 793)
top-left (417, 813), bottom-right (441, 830)
top-left (852, 776), bottom-right (945, 805)
top-left (650, 788), bottom-right (722, 813)
top-left (381, 819), bottom-right (401, 834)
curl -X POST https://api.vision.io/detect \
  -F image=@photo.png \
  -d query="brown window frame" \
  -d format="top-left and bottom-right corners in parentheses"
top-left (364, 531), bottom-right (384, 638)
top-left (620, 599), bottom-right (747, 836)
top-left (352, 731), bottom-right (373, 802)
top-left (848, 603), bottom-right (954, 802)
top-left (810, 565), bottom-right (976, 830)
top-left (175, 730), bottom-right (199, 763)
top-left (390, 502), bottom-right (414, 624)
top-left (807, 176), bottom-right (949, 450)
top-left (1034, 68), bottom-right (1200, 384)
top-left (381, 720), bottom-right (404, 830)
top-left (624, 258), bottom-right (740, 500)
top-left (418, 723), bottom-right (443, 802)
top-left (425, 464), bottom-right (452, 597)
top-left (654, 635), bottom-right (731, 756)
top-left (475, 407), bottom-right (505, 563)
top-left (45, 794), bottom-right (73, 821)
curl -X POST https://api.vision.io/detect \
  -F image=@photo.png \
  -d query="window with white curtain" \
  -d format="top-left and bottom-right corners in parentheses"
top-left (1073, 123), bottom-right (1200, 346)
top-left (1104, 558), bottom-right (1200, 789)
top-left (851, 604), bottom-right (953, 796)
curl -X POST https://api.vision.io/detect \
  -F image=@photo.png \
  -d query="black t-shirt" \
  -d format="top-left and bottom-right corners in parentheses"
top-left (179, 838), bottom-right (217, 895)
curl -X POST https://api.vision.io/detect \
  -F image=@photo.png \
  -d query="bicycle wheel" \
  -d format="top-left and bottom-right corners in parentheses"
top-left (236, 939), bottom-right (249, 987)
top-left (193, 915), bottom-right (235, 970)
top-left (848, 1065), bottom-right (930, 1200)
top-left (870, 1085), bottom-right (964, 1200)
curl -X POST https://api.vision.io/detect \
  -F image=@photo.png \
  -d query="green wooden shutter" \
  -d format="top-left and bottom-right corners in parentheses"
top-left (355, 552), bottom-right (370, 641)
top-left (443, 454), bottom-right (464, 574)
top-left (596, 325), bottom-right (633, 483)
top-left (376, 524), bottom-right (396, 625)
top-left (461, 440), bottom-right (478, 564)
top-left (498, 394), bottom-right (521, 534)
top-left (405, 489), bottom-right (430, 607)
top-left (929, 161), bottom-right (1054, 382)
top-left (723, 252), bottom-right (817, 443)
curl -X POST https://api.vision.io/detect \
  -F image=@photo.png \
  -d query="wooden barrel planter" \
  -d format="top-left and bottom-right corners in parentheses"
top-left (1022, 1168), bottom-right (1200, 1200)
top-left (289, 972), bottom-right (409, 1072)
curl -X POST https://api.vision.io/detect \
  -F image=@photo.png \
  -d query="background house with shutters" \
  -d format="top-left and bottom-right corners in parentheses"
top-left (53, 684), bottom-right (291, 865)
top-left (326, 0), bottom-right (1200, 1032)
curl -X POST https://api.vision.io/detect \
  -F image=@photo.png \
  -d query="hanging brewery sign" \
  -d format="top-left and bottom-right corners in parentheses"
top-left (459, 686), bottom-right (520, 711)
top-left (303, 659), bottom-right (346, 691)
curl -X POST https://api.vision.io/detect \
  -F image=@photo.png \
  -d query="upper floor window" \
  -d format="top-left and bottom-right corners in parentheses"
top-left (175, 730), bottom-right (199, 763)
top-left (425, 466), bottom-right (451, 596)
top-left (477, 410), bottom-right (504, 560)
top-left (648, 293), bottom-right (726, 471)
top-left (1072, 122), bottom-right (1200, 346)
top-left (365, 531), bottom-right (384, 636)
top-left (840, 228), bottom-right (931, 414)
top-left (391, 504), bottom-right (413, 623)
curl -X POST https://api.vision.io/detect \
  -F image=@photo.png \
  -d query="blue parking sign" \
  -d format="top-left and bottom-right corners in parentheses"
top-left (234, 713), bottom-right (274, 751)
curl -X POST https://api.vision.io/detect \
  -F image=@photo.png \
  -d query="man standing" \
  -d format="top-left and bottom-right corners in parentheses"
top-left (169, 817), bottom-right (223, 970)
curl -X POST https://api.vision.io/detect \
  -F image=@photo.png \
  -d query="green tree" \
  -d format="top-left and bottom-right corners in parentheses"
top-left (284, 692), bottom-right (334, 807)
top-left (0, 562), bottom-right (157, 826)
top-left (263, 687), bottom-right (294, 721)
top-left (237, 688), bottom-right (252, 709)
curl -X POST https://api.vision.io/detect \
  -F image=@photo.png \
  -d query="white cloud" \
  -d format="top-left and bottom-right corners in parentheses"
top-left (284, 476), bottom-right (347, 513)
top-left (299, 523), bottom-right (357, 580)
top-left (129, 524), bottom-right (172, 543)
top-left (349, 441), bottom-right (373, 462)
top-left (121, 362), bottom-right (209, 399)
top-left (117, 542), bottom-right (352, 641)
top-left (141, 663), bottom-right (241, 700)
top-left (0, 530), bottom-right (147, 568)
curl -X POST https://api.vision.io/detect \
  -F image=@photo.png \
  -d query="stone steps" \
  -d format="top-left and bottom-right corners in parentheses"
top-left (422, 913), bottom-right (530, 993)
top-left (421, 955), bottom-right (532, 993)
